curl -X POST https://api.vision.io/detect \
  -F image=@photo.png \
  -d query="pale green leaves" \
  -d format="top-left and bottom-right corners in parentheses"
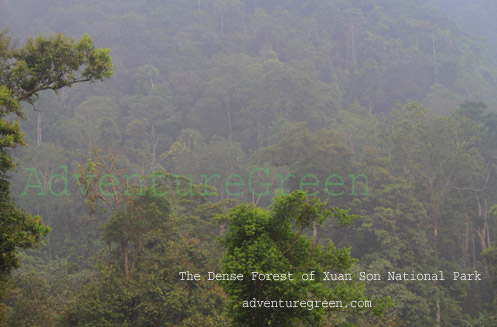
top-left (7, 33), bottom-right (113, 103)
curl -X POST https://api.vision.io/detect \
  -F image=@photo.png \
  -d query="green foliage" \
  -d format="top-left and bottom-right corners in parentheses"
top-left (219, 191), bottom-right (381, 326)
top-left (2, 0), bottom-right (497, 325)
top-left (0, 30), bottom-right (112, 311)
top-left (103, 188), bottom-right (172, 278)
top-left (65, 227), bottom-right (229, 326)
top-left (9, 33), bottom-right (113, 104)
top-left (3, 272), bottom-right (56, 327)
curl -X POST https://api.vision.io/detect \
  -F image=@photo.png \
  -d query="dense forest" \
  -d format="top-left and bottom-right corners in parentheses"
top-left (1, 0), bottom-right (497, 326)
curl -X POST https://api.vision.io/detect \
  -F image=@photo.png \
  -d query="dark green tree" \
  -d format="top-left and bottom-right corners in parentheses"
top-left (65, 189), bottom-right (230, 327)
top-left (0, 31), bottom-right (112, 309)
top-left (219, 190), bottom-right (387, 326)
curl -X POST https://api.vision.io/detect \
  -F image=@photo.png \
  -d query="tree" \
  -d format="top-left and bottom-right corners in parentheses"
top-left (64, 233), bottom-right (230, 327)
top-left (219, 191), bottom-right (387, 326)
top-left (103, 188), bottom-right (172, 279)
top-left (64, 189), bottom-right (230, 327)
top-left (3, 272), bottom-right (57, 327)
top-left (0, 31), bottom-right (112, 306)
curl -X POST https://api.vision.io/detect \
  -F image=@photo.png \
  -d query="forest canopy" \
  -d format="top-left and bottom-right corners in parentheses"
top-left (1, 0), bottom-right (497, 326)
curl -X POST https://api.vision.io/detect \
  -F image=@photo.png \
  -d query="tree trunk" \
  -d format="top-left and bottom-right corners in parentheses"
top-left (37, 111), bottom-right (42, 148)
top-left (108, 240), bottom-right (112, 265)
top-left (476, 228), bottom-right (487, 253)
top-left (227, 93), bottom-right (233, 143)
top-left (433, 210), bottom-right (439, 251)
top-left (122, 240), bottom-right (130, 278)
top-left (485, 198), bottom-right (491, 246)
top-left (436, 301), bottom-right (441, 327)
top-left (312, 222), bottom-right (318, 254)
top-left (432, 37), bottom-right (438, 82)
top-left (463, 216), bottom-right (469, 266)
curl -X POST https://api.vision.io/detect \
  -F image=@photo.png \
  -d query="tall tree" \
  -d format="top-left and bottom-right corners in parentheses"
top-left (0, 31), bottom-right (112, 308)
top-left (219, 190), bottom-right (388, 326)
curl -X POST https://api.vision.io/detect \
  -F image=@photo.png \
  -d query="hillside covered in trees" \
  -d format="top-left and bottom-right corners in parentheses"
top-left (1, 0), bottom-right (497, 326)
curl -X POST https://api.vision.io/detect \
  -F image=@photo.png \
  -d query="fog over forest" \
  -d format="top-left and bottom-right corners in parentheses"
top-left (1, 0), bottom-right (497, 326)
